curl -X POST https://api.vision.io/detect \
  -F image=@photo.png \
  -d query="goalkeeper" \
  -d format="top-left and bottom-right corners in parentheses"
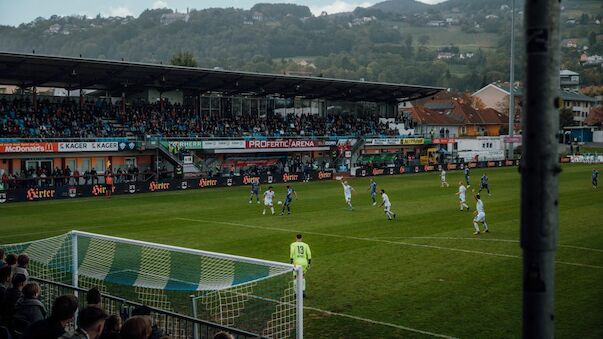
top-left (290, 234), bottom-right (311, 297)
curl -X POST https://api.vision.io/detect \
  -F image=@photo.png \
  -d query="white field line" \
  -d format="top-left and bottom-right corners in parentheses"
top-left (175, 217), bottom-right (603, 269)
top-left (372, 236), bottom-right (603, 253)
top-left (302, 305), bottom-right (458, 339)
top-left (194, 285), bottom-right (458, 338)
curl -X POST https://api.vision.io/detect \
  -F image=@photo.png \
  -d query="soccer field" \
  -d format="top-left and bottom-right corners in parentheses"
top-left (1, 164), bottom-right (602, 338)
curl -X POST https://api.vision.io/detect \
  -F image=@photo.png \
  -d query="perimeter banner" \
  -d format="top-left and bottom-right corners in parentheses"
top-left (354, 160), bottom-right (521, 177)
top-left (58, 142), bottom-right (119, 152)
top-left (0, 170), bottom-right (336, 203)
top-left (0, 142), bottom-right (58, 153)
top-left (245, 139), bottom-right (324, 149)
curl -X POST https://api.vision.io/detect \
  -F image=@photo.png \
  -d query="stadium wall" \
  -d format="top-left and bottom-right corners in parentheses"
top-left (0, 170), bottom-right (335, 204)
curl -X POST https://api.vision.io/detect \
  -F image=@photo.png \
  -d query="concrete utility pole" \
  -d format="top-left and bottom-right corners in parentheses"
top-left (521, 0), bottom-right (560, 337)
top-left (508, 0), bottom-right (516, 159)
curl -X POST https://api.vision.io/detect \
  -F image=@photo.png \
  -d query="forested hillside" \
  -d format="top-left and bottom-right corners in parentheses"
top-left (0, 0), bottom-right (602, 91)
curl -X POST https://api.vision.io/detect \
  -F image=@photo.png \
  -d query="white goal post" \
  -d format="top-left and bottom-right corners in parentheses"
top-left (2, 230), bottom-right (304, 339)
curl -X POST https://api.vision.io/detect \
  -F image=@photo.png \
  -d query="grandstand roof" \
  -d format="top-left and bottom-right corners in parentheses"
top-left (0, 52), bottom-right (443, 103)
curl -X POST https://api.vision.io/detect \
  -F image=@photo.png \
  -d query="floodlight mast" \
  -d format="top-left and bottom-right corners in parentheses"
top-left (508, 0), bottom-right (516, 159)
top-left (521, 0), bottom-right (560, 338)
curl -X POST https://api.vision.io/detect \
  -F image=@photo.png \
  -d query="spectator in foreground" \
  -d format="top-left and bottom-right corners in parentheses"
top-left (5, 254), bottom-right (17, 270)
top-left (131, 306), bottom-right (163, 339)
top-left (60, 306), bottom-right (108, 339)
top-left (120, 315), bottom-right (152, 339)
top-left (87, 287), bottom-right (102, 308)
top-left (0, 273), bottom-right (26, 326)
top-left (99, 314), bottom-right (122, 339)
top-left (13, 282), bottom-right (47, 331)
top-left (213, 332), bottom-right (235, 339)
top-left (0, 266), bottom-right (11, 301)
top-left (14, 253), bottom-right (29, 280)
top-left (0, 249), bottom-right (5, 268)
top-left (21, 294), bottom-right (79, 339)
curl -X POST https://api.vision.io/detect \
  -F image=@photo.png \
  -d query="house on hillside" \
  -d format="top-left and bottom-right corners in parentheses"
top-left (457, 104), bottom-right (508, 137)
top-left (160, 10), bottom-right (190, 25)
top-left (406, 106), bottom-right (463, 138)
top-left (473, 79), bottom-right (596, 126)
top-left (411, 92), bottom-right (509, 137)
top-left (473, 69), bottom-right (583, 108)
top-left (252, 12), bottom-right (264, 21)
top-left (561, 39), bottom-right (578, 48)
top-left (560, 90), bottom-right (597, 125)
top-left (426, 20), bottom-right (446, 27)
top-left (582, 54), bottom-right (603, 66)
top-left (437, 52), bottom-right (455, 60)
top-left (560, 69), bottom-right (580, 90)
top-left (471, 82), bottom-right (521, 111)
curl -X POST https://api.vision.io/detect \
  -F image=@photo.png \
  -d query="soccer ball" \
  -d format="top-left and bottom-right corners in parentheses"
top-left (277, 201), bottom-right (283, 205)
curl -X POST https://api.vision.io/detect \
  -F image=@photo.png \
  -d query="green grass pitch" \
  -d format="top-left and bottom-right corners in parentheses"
top-left (1, 164), bottom-right (602, 338)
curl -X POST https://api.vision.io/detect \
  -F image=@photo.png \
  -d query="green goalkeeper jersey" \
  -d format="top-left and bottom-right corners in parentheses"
top-left (290, 241), bottom-right (312, 266)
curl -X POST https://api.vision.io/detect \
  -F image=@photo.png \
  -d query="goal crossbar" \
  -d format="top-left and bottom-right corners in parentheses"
top-left (71, 230), bottom-right (294, 270)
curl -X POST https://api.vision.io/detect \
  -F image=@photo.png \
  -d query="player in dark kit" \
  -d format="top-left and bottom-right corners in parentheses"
top-left (368, 179), bottom-right (378, 206)
top-left (464, 166), bottom-right (471, 187)
top-left (479, 172), bottom-right (491, 196)
top-left (280, 185), bottom-right (298, 215)
top-left (249, 181), bottom-right (260, 204)
top-left (593, 169), bottom-right (599, 189)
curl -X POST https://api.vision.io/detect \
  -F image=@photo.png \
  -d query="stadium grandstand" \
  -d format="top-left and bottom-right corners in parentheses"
top-left (0, 52), bottom-right (452, 200)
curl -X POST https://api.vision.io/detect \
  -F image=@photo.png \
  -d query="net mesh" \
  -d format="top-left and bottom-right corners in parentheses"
top-left (1, 232), bottom-right (298, 338)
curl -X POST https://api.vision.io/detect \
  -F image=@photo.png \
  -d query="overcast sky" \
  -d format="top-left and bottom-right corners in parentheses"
top-left (0, 0), bottom-right (447, 27)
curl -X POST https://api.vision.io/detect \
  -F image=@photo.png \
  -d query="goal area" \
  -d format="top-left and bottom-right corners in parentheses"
top-left (1, 231), bottom-right (303, 339)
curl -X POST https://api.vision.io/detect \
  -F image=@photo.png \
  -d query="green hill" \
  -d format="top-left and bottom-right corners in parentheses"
top-left (0, 0), bottom-right (601, 91)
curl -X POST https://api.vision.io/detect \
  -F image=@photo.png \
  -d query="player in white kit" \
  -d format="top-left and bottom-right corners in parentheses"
top-left (455, 181), bottom-right (469, 211)
top-left (379, 189), bottom-right (396, 220)
top-left (262, 186), bottom-right (276, 215)
top-left (440, 169), bottom-right (449, 187)
top-left (341, 180), bottom-right (354, 210)
top-left (471, 190), bottom-right (489, 235)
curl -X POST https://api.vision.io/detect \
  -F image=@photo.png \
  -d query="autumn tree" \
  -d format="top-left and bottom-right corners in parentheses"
top-left (585, 105), bottom-right (603, 126)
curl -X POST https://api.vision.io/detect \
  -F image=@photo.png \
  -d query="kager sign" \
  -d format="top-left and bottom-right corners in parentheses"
top-left (245, 140), bottom-right (323, 149)
top-left (58, 142), bottom-right (119, 152)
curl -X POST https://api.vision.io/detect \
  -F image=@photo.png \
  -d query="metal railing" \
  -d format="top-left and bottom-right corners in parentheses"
top-left (30, 277), bottom-right (265, 339)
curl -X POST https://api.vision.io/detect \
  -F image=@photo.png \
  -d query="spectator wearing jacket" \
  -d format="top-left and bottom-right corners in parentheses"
top-left (13, 282), bottom-right (47, 332)
top-left (21, 294), bottom-right (79, 339)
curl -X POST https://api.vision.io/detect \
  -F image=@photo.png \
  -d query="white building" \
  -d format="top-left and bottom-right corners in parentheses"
top-left (160, 10), bottom-right (190, 25)
top-left (559, 69), bottom-right (580, 91)
top-left (560, 90), bottom-right (596, 125)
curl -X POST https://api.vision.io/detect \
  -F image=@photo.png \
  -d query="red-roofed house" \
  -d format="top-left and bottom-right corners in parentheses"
top-left (452, 102), bottom-right (508, 136)
top-left (406, 106), bottom-right (463, 137)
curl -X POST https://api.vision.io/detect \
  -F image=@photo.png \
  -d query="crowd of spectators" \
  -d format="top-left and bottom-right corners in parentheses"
top-left (0, 249), bottom-right (236, 339)
top-left (0, 164), bottom-right (160, 190)
top-left (0, 96), bottom-right (400, 139)
top-left (0, 98), bottom-right (116, 139)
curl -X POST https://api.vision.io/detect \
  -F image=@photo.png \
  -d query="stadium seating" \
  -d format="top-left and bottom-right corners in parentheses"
top-left (0, 96), bottom-right (400, 139)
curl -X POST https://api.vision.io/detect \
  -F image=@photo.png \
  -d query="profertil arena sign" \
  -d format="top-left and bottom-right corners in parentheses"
top-left (245, 140), bottom-right (323, 149)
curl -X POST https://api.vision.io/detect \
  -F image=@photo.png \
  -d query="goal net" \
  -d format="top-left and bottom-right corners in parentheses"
top-left (1, 231), bottom-right (302, 339)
